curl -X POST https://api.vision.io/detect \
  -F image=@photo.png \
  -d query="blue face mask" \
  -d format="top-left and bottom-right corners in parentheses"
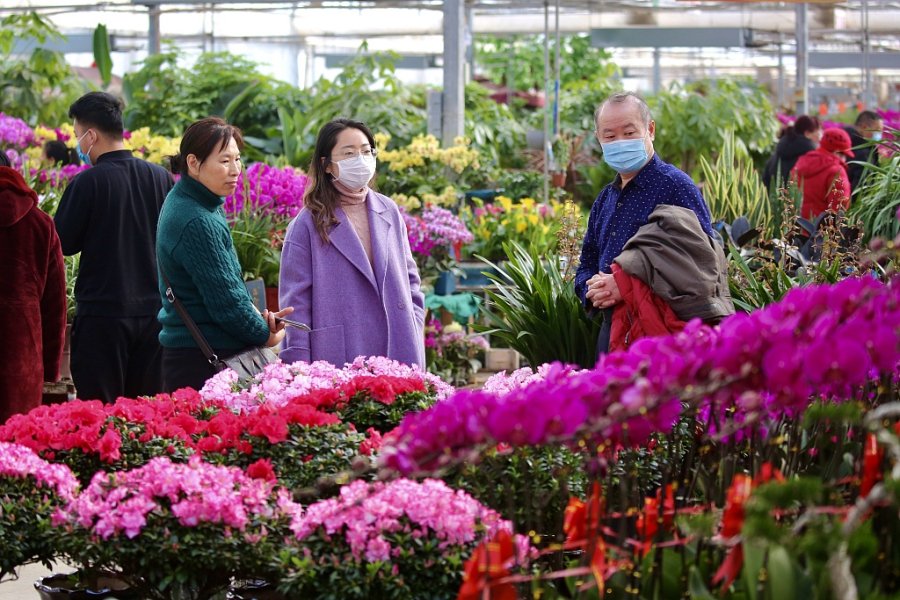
top-left (76, 130), bottom-right (94, 167)
top-left (872, 132), bottom-right (883, 142)
top-left (601, 136), bottom-right (649, 174)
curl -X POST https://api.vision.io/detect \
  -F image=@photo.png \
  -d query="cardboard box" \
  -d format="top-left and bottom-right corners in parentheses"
top-left (485, 348), bottom-right (520, 372)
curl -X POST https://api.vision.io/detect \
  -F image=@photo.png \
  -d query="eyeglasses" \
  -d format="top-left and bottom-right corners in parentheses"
top-left (331, 148), bottom-right (377, 161)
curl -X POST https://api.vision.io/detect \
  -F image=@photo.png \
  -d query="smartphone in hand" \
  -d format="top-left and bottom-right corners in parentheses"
top-left (275, 317), bottom-right (311, 331)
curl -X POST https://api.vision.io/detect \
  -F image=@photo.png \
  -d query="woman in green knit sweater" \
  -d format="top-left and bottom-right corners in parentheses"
top-left (156, 117), bottom-right (293, 391)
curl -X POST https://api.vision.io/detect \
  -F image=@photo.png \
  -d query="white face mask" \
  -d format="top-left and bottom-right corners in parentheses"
top-left (333, 153), bottom-right (376, 191)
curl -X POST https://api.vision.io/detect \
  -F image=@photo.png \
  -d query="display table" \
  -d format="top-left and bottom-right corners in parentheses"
top-left (424, 292), bottom-right (482, 326)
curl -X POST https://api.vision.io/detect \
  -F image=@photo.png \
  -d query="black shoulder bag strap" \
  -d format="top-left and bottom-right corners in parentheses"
top-left (158, 261), bottom-right (220, 367)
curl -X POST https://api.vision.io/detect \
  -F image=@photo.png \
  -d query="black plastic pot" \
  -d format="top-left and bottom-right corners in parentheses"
top-left (34, 572), bottom-right (138, 600)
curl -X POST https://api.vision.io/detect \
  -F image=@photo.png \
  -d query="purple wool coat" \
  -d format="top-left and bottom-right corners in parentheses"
top-left (279, 190), bottom-right (426, 368)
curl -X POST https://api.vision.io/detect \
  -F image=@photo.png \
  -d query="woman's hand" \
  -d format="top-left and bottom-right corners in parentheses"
top-left (262, 307), bottom-right (295, 347)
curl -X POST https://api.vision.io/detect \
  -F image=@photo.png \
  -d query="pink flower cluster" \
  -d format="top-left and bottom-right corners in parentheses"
top-left (30, 164), bottom-right (89, 188)
top-left (200, 356), bottom-right (453, 413)
top-left (381, 277), bottom-right (900, 474)
top-left (0, 442), bottom-right (78, 503)
top-left (0, 113), bottom-right (35, 149)
top-left (65, 455), bottom-right (278, 540)
top-left (284, 478), bottom-right (519, 563)
top-left (402, 205), bottom-right (473, 257)
top-left (224, 163), bottom-right (307, 219)
top-left (481, 364), bottom-right (564, 396)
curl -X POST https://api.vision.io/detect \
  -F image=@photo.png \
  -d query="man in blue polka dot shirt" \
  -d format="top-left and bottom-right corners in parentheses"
top-left (574, 91), bottom-right (714, 356)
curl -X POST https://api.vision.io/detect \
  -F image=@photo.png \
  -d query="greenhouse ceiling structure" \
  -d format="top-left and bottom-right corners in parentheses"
top-left (4, 0), bottom-right (899, 142)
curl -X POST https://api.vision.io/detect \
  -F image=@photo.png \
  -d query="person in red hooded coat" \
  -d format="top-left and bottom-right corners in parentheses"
top-left (792, 127), bottom-right (854, 220)
top-left (0, 151), bottom-right (67, 423)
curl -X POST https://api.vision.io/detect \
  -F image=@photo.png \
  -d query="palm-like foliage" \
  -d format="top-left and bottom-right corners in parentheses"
top-left (699, 130), bottom-right (777, 237)
top-left (473, 242), bottom-right (602, 369)
top-left (850, 128), bottom-right (900, 242)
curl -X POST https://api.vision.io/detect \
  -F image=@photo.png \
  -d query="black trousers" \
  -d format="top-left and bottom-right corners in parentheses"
top-left (70, 315), bottom-right (163, 403)
top-left (162, 346), bottom-right (238, 392)
top-left (595, 307), bottom-right (615, 360)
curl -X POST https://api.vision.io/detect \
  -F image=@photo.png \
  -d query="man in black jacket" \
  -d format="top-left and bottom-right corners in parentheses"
top-left (843, 110), bottom-right (884, 192)
top-left (54, 92), bottom-right (174, 402)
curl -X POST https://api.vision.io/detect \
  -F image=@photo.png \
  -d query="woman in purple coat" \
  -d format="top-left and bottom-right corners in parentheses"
top-left (279, 118), bottom-right (426, 368)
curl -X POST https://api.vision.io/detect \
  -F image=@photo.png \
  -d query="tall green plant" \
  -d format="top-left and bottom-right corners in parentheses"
top-left (649, 78), bottom-right (778, 177)
top-left (122, 46), bottom-right (300, 144)
top-left (0, 12), bottom-right (92, 125)
top-left (473, 242), bottom-right (602, 369)
top-left (227, 183), bottom-right (288, 287)
top-left (699, 130), bottom-right (775, 236)
top-left (850, 130), bottom-right (900, 242)
top-left (255, 47), bottom-right (426, 168)
top-left (475, 34), bottom-right (617, 92)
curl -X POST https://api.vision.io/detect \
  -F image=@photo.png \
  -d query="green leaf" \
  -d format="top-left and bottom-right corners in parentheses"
top-left (688, 565), bottom-right (716, 600)
top-left (92, 24), bottom-right (112, 87)
top-left (222, 79), bottom-right (263, 122)
top-left (767, 545), bottom-right (796, 600)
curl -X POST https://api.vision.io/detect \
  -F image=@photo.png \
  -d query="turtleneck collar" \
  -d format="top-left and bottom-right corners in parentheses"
top-left (176, 174), bottom-right (225, 211)
top-left (334, 180), bottom-right (368, 205)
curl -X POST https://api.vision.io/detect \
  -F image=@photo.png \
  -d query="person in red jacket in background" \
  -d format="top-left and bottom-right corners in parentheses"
top-left (0, 150), bottom-right (67, 423)
top-left (792, 128), bottom-right (854, 220)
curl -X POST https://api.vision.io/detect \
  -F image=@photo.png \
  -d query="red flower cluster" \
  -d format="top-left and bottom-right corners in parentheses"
top-left (0, 388), bottom-right (341, 463)
top-left (359, 428), bottom-right (384, 456)
top-left (335, 376), bottom-right (427, 408)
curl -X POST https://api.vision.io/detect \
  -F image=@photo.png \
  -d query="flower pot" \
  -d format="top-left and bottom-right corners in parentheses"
top-left (551, 172), bottom-right (567, 188)
top-left (433, 271), bottom-right (456, 296)
top-left (457, 262), bottom-right (498, 288)
top-left (34, 572), bottom-right (139, 600)
top-left (228, 581), bottom-right (285, 600)
top-left (265, 287), bottom-right (280, 313)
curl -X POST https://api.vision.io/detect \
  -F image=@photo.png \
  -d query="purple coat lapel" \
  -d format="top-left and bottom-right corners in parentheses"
top-left (331, 204), bottom-right (377, 290)
top-left (368, 191), bottom-right (393, 295)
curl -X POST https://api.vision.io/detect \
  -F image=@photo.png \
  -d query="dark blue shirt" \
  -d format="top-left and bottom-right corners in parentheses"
top-left (574, 153), bottom-right (714, 304)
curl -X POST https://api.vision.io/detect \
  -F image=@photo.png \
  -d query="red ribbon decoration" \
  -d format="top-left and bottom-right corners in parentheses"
top-left (861, 433), bottom-right (884, 499)
top-left (458, 530), bottom-right (519, 600)
top-left (563, 482), bottom-right (605, 546)
top-left (754, 462), bottom-right (786, 487)
top-left (721, 474), bottom-right (753, 539)
top-left (635, 484), bottom-right (675, 557)
top-left (713, 464), bottom-right (784, 592)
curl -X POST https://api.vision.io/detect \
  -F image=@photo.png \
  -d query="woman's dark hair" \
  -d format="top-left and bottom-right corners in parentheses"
top-left (68, 92), bottom-right (125, 138)
top-left (43, 140), bottom-right (78, 166)
top-left (0, 150), bottom-right (10, 168)
top-left (304, 117), bottom-right (376, 244)
top-left (168, 117), bottom-right (244, 177)
top-left (782, 115), bottom-right (822, 140)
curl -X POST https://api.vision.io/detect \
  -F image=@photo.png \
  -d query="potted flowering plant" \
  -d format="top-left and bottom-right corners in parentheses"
top-left (0, 396), bottom-right (197, 486)
top-left (273, 478), bottom-right (529, 600)
top-left (194, 400), bottom-right (366, 491)
top-left (375, 133), bottom-right (485, 204)
top-left (224, 163), bottom-right (306, 305)
top-left (424, 319), bottom-right (488, 387)
top-left (400, 204), bottom-right (473, 287)
top-left (57, 456), bottom-right (291, 600)
top-left (0, 388), bottom-right (368, 491)
top-left (459, 196), bottom-right (565, 264)
top-left (200, 357), bottom-right (454, 415)
top-left (0, 442), bottom-right (79, 581)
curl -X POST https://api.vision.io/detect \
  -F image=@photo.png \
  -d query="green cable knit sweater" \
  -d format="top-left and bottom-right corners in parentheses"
top-left (156, 175), bottom-right (270, 351)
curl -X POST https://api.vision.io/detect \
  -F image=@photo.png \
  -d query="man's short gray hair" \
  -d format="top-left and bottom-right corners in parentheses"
top-left (593, 92), bottom-right (653, 130)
